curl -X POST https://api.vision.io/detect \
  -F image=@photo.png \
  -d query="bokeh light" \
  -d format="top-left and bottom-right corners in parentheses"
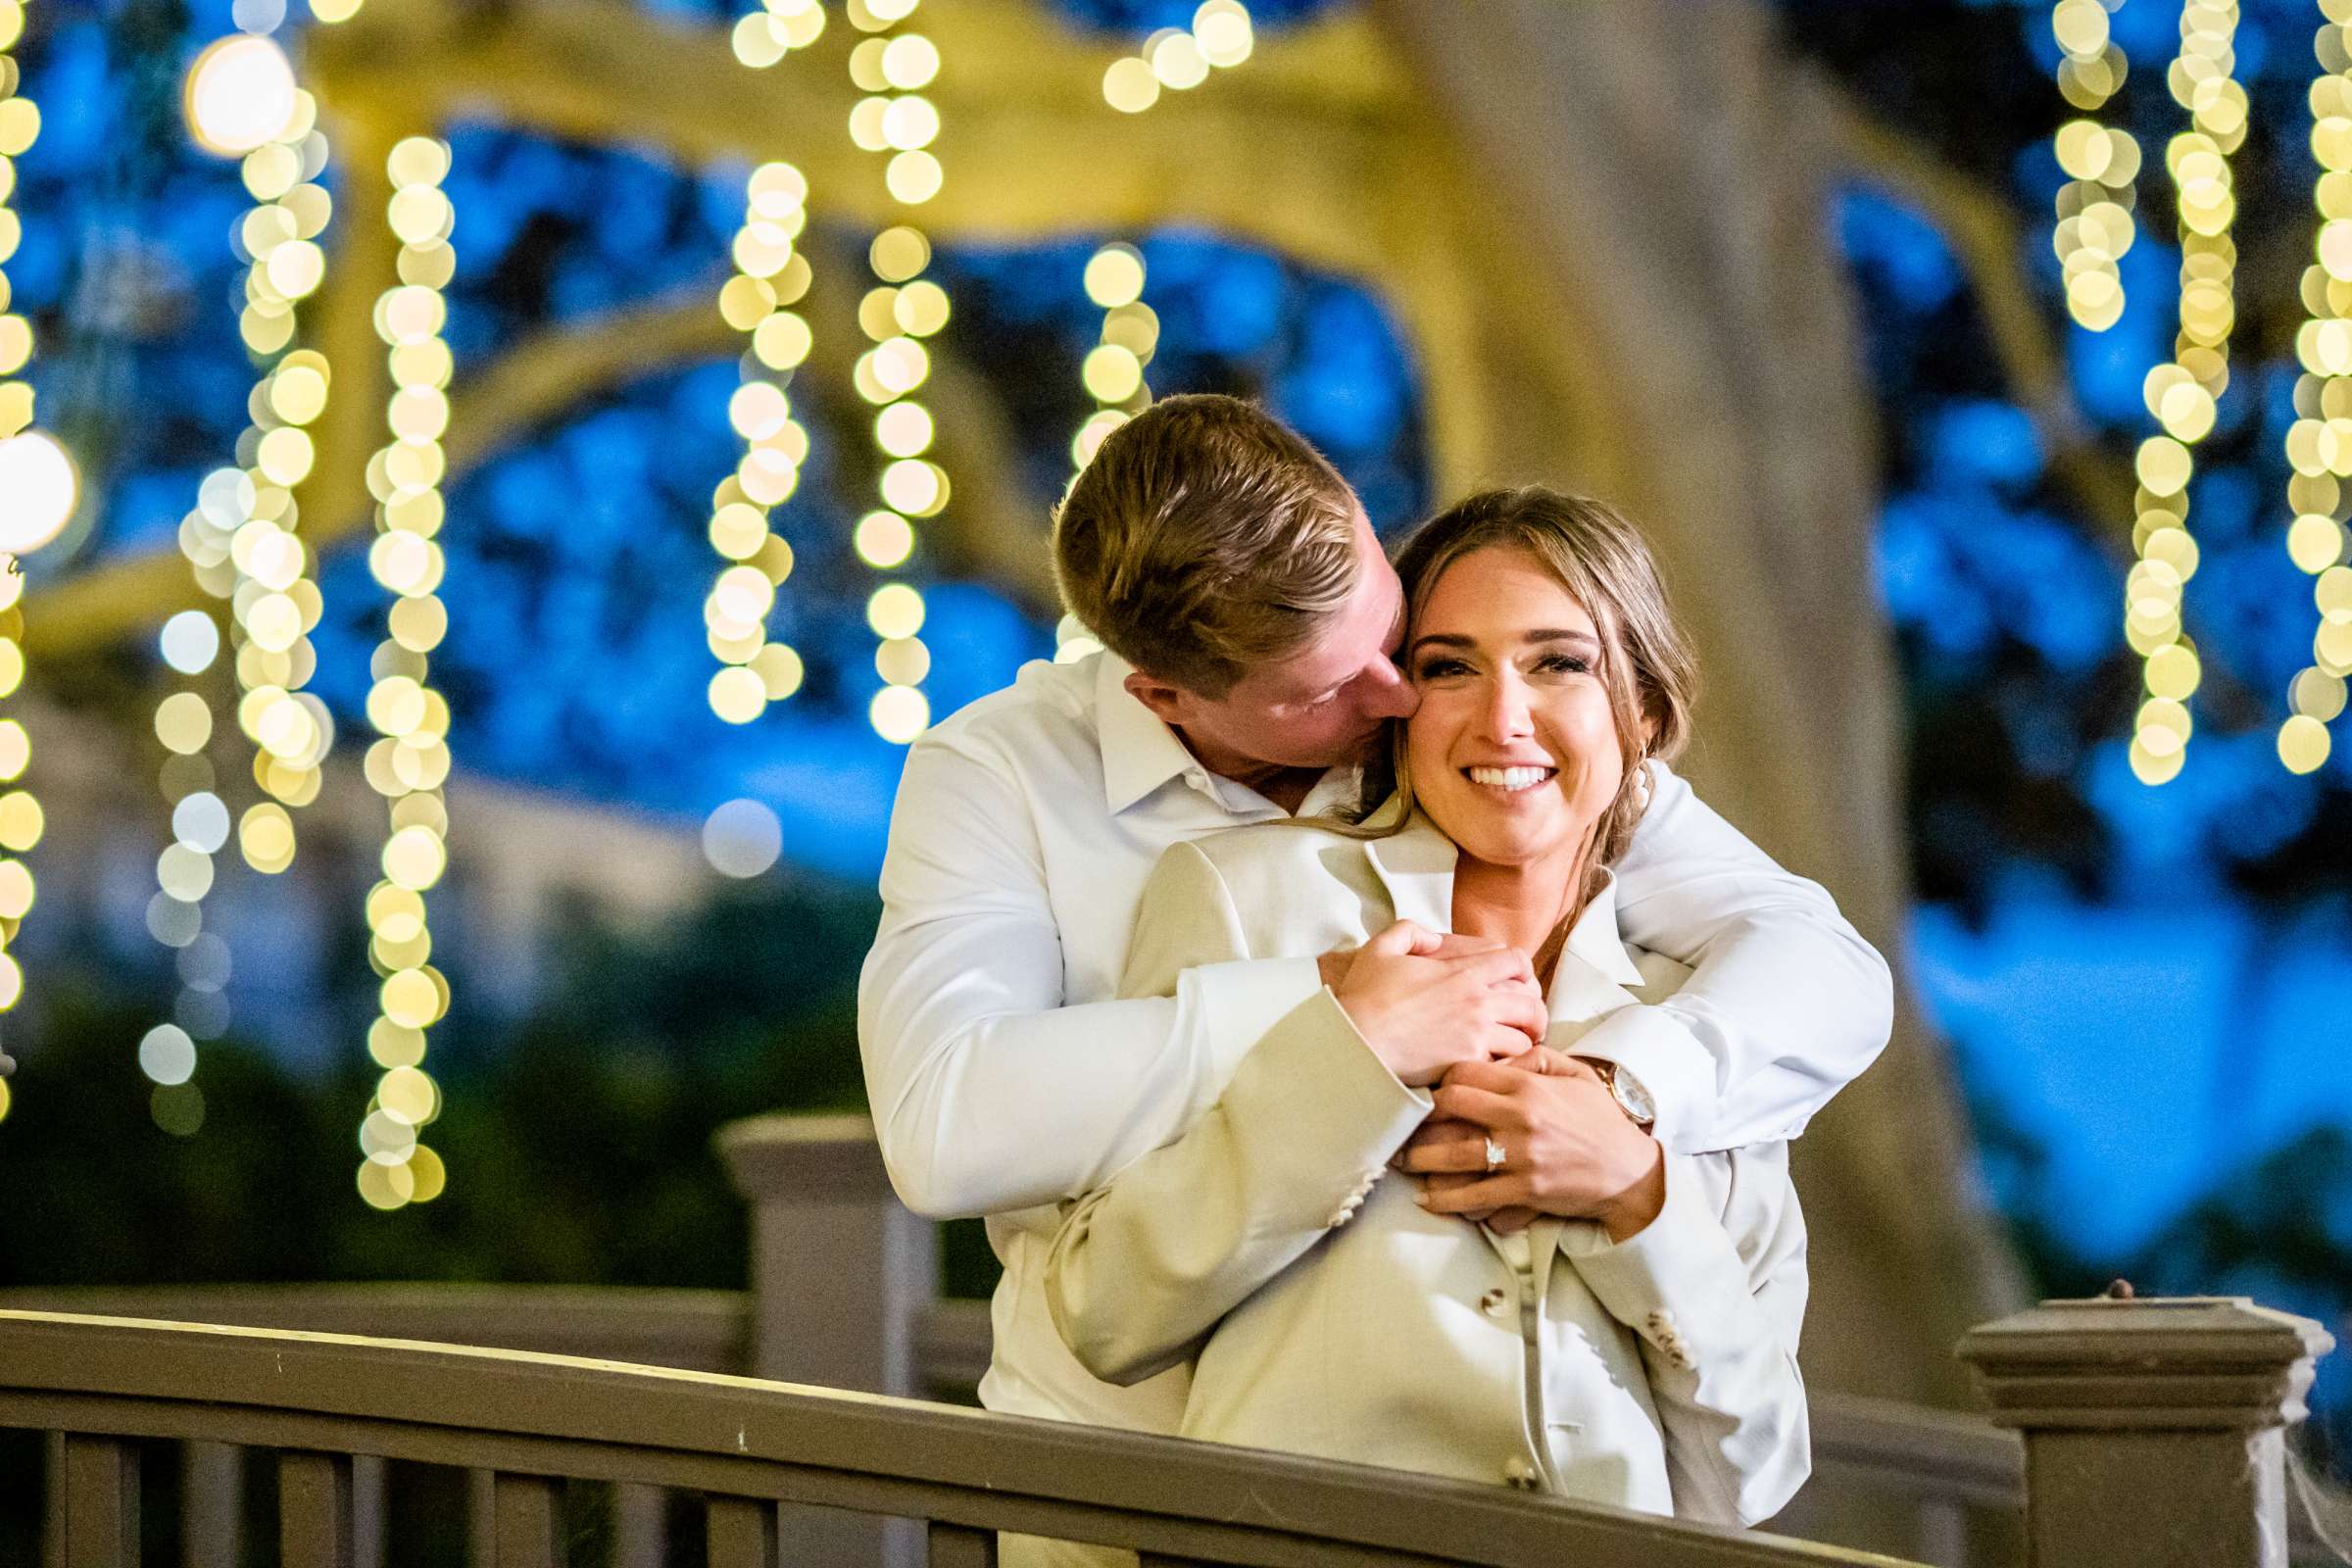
top-left (183, 35), bottom-right (300, 157)
top-left (703, 798), bottom-right (784, 878)
top-left (0, 429), bottom-right (76, 554)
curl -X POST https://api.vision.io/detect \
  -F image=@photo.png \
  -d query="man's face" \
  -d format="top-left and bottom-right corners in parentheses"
top-left (1144, 510), bottom-right (1418, 774)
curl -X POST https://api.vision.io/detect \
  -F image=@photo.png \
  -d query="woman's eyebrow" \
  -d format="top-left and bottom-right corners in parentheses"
top-left (1407, 629), bottom-right (1599, 656)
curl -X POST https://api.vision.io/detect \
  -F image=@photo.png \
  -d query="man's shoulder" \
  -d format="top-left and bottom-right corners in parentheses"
top-left (915, 653), bottom-right (1103, 769)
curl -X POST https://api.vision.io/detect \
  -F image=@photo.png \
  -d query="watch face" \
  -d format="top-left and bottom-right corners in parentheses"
top-left (1612, 1069), bottom-right (1657, 1127)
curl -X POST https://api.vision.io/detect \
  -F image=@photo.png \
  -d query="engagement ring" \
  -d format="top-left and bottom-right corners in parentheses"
top-left (1483, 1135), bottom-right (1505, 1174)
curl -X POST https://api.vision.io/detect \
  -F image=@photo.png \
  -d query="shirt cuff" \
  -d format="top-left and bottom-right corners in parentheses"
top-left (1568, 1004), bottom-right (1718, 1155)
top-left (1186, 956), bottom-right (1325, 1088)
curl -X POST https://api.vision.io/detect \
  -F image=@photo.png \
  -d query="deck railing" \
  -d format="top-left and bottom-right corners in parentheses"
top-left (2, 1309), bottom-right (1917, 1568)
top-left (1, 1113), bottom-right (2339, 1567)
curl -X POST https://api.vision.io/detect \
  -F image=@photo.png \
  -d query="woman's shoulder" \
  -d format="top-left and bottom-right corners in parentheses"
top-left (1152, 818), bottom-right (1384, 912)
top-left (1172, 815), bottom-right (1376, 872)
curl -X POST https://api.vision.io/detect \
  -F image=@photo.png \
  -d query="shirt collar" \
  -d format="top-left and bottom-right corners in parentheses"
top-left (1558, 871), bottom-right (1649, 989)
top-left (1360, 804), bottom-right (1649, 994)
top-left (1096, 651), bottom-right (1206, 814)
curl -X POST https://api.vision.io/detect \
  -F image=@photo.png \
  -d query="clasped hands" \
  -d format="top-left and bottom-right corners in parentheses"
top-left (1324, 919), bottom-right (1666, 1242)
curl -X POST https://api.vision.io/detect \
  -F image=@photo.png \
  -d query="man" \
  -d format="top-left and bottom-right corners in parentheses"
top-left (859, 394), bottom-right (1890, 1440)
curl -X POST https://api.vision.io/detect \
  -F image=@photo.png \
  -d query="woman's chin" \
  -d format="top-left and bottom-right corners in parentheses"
top-left (1430, 813), bottom-right (1564, 871)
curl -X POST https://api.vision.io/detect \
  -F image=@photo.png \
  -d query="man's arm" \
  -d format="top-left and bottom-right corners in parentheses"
top-left (858, 733), bottom-right (1320, 1219)
top-left (1592, 763), bottom-right (1894, 1154)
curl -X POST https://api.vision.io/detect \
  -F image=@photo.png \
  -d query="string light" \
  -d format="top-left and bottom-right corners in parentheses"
top-left (1102, 0), bottom-right (1253, 113)
top-left (705, 3), bottom-right (824, 726)
top-left (137, 16), bottom-right (339, 1136)
top-left (2279, 8), bottom-right (2352, 776)
top-left (352, 134), bottom-right (462, 1213)
top-left (849, 0), bottom-right (948, 744)
top-left (732, 0), bottom-right (824, 69)
top-left (701, 157), bottom-right (813, 723)
top-left (2123, 1), bottom-right (2243, 787)
top-left (2048, 0), bottom-right (2138, 332)
top-left (1055, 242), bottom-right (1158, 665)
top-left (0, 0), bottom-right (55, 1079)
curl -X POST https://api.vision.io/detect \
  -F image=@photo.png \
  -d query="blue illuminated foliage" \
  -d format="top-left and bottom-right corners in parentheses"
top-left (1797, 0), bottom-right (2352, 1421)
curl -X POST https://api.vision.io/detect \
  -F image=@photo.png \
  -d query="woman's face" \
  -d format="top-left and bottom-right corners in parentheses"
top-left (1403, 546), bottom-right (1626, 875)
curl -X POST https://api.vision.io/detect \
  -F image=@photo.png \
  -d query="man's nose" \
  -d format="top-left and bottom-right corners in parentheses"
top-left (1360, 660), bottom-right (1418, 719)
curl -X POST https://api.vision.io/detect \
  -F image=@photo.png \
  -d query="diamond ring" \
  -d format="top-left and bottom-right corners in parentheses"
top-left (1483, 1135), bottom-right (1506, 1174)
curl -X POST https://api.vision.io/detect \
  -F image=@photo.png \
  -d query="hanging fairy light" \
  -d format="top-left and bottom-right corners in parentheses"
top-left (2123, 1), bottom-right (2244, 788)
top-left (348, 133), bottom-right (466, 1213)
top-left (731, 0), bottom-right (824, 68)
top-left (0, 0), bottom-right (59, 1084)
top-left (1054, 243), bottom-right (1157, 666)
top-left (2048, 0), bottom-right (2138, 332)
top-left (847, 0), bottom-right (948, 745)
top-left (705, 0), bottom-right (824, 726)
top-left (1102, 0), bottom-right (1253, 114)
top-left (129, 19), bottom-right (336, 1137)
top-left (705, 164), bottom-right (812, 727)
top-left (2279, 19), bottom-right (2352, 776)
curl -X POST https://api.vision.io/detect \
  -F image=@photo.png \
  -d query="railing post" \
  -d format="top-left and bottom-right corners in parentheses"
top-left (1959, 1292), bottom-right (2335, 1568)
top-left (716, 1112), bottom-right (936, 1392)
top-left (718, 1113), bottom-right (935, 1568)
top-left (55, 1434), bottom-right (139, 1568)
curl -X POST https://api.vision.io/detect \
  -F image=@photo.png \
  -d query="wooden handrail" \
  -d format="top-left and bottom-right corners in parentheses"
top-left (0, 1310), bottom-right (1912, 1568)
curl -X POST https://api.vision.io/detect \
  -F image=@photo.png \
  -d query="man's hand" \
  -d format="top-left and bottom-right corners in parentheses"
top-left (1404, 1051), bottom-right (1666, 1240)
top-left (1327, 920), bottom-right (1546, 1088)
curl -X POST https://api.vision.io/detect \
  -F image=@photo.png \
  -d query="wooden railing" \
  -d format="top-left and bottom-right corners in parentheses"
top-left (2, 1114), bottom-right (2340, 1566)
top-left (1, 1310), bottom-right (1914, 1568)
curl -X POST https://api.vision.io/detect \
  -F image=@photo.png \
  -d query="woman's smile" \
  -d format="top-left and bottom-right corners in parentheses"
top-left (1462, 763), bottom-right (1559, 795)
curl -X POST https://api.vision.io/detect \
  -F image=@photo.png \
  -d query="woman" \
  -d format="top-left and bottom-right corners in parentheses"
top-left (1043, 488), bottom-right (1812, 1527)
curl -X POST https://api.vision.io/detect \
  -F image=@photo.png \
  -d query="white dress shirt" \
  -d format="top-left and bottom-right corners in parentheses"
top-left (858, 649), bottom-right (1886, 1431)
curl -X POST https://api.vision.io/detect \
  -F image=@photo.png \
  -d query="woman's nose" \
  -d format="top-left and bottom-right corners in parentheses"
top-left (1481, 673), bottom-right (1534, 738)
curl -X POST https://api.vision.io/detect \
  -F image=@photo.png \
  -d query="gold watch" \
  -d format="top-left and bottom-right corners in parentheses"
top-left (1582, 1057), bottom-right (1656, 1131)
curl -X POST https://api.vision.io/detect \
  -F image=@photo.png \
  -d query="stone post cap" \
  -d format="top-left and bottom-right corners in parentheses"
top-left (1958, 1294), bottom-right (2336, 1433)
top-left (715, 1113), bottom-right (896, 1201)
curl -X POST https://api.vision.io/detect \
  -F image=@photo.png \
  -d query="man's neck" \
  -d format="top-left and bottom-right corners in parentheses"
top-left (1171, 726), bottom-right (1328, 816)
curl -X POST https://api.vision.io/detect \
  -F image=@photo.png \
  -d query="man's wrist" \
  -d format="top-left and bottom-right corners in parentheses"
top-left (1316, 949), bottom-right (1351, 993)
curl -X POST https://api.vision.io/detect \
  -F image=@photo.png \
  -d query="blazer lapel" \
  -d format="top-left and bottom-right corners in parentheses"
top-left (1362, 812), bottom-right (1458, 934)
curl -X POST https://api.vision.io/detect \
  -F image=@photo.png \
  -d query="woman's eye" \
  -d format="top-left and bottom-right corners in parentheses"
top-left (1533, 654), bottom-right (1591, 676)
top-left (1413, 658), bottom-right (1471, 680)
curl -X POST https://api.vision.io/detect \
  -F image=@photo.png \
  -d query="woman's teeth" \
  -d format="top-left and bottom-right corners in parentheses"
top-left (1465, 765), bottom-right (1555, 792)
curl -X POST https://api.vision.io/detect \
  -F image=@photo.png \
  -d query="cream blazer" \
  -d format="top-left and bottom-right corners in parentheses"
top-left (1042, 811), bottom-right (1812, 1527)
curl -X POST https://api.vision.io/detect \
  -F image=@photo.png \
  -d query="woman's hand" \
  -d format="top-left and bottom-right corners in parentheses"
top-left (1400, 1049), bottom-right (1667, 1241)
top-left (1328, 920), bottom-right (1548, 1088)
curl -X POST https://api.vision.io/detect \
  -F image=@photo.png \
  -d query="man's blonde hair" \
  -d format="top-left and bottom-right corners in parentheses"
top-left (1053, 394), bottom-right (1361, 697)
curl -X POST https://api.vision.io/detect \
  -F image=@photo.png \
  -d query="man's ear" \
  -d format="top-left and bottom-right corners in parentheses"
top-left (1123, 669), bottom-right (1193, 729)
